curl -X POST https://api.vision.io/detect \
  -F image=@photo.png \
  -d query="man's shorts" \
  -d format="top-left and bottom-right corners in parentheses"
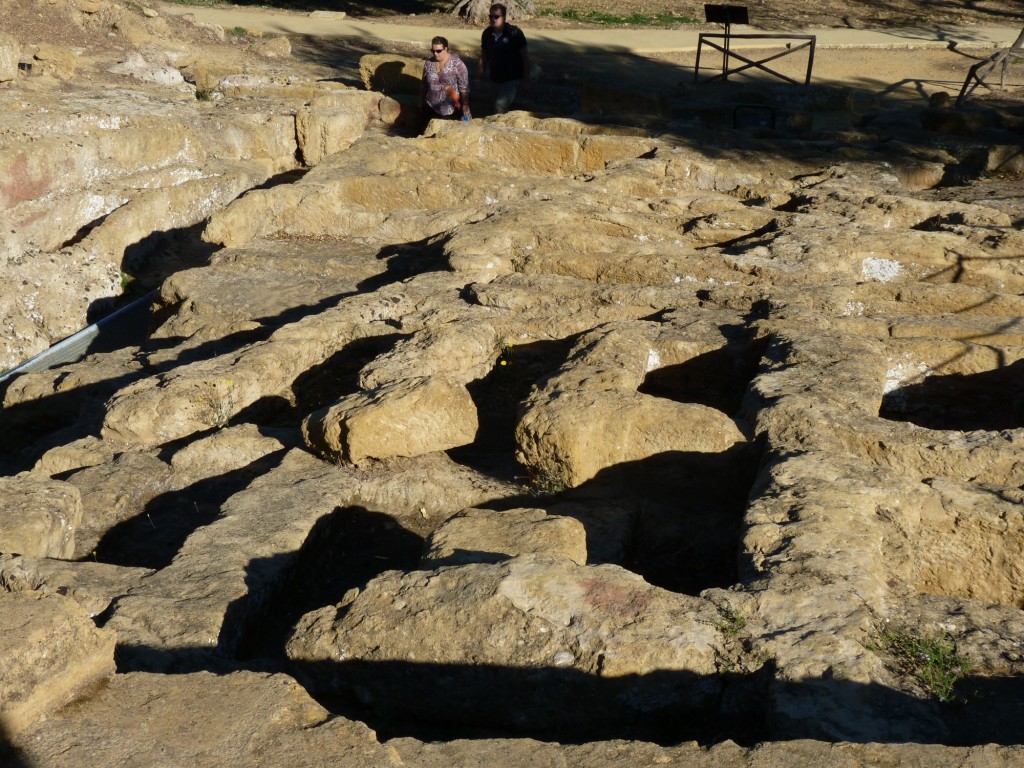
top-left (493, 79), bottom-right (521, 113)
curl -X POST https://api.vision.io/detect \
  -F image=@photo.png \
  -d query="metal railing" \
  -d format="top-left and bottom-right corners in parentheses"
top-left (0, 291), bottom-right (155, 385)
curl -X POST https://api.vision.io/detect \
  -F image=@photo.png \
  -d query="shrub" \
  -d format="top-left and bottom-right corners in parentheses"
top-left (870, 625), bottom-right (970, 702)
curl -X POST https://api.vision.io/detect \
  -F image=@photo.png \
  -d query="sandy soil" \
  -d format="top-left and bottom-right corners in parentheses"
top-left (173, 3), bottom-right (1021, 109)
top-left (4, 0), bottom-right (1019, 110)
top-left (286, 28), bottom-right (1016, 115)
top-left (541, 0), bottom-right (1022, 30)
top-left (370, 0), bottom-right (1022, 31)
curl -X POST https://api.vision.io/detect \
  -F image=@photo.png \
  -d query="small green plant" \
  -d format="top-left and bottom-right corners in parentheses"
top-left (718, 658), bottom-right (754, 675)
top-left (195, 87), bottom-right (214, 101)
top-left (870, 626), bottom-right (970, 702)
top-left (228, 25), bottom-right (248, 37)
top-left (715, 605), bottom-right (747, 637)
top-left (195, 378), bottom-right (237, 429)
top-left (496, 337), bottom-right (513, 366)
top-left (118, 269), bottom-right (151, 303)
top-left (530, 464), bottom-right (567, 496)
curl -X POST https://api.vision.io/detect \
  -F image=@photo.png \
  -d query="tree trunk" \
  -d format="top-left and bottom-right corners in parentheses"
top-left (450, 0), bottom-right (535, 25)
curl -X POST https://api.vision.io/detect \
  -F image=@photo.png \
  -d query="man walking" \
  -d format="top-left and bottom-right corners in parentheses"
top-left (478, 3), bottom-right (529, 113)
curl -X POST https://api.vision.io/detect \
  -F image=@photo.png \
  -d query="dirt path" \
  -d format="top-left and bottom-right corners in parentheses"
top-left (161, 2), bottom-right (1021, 107)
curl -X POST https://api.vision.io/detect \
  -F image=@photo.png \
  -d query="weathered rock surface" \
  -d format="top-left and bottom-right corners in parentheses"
top-left (0, 4), bottom-right (397, 370)
top-left (103, 448), bottom-right (516, 669)
top-left (303, 374), bottom-right (479, 464)
top-left (287, 554), bottom-right (724, 729)
top-left (0, 553), bottom-right (153, 618)
top-left (14, 671), bottom-right (401, 767)
top-left (516, 320), bottom-right (749, 486)
top-left (389, 738), bottom-right (1024, 767)
top-left (0, 590), bottom-right (115, 735)
top-left (296, 90), bottom-right (402, 166)
top-left (3, 0), bottom-right (1024, 761)
top-left (169, 422), bottom-right (291, 480)
top-left (422, 507), bottom-right (588, 566)
top-left (359, 52), bottom-right (423, 94)
top-left (0, 475), bottom-right (82, 558)
top-left (0, 31), bottom-right (18, 82)
top-left (64, 451), bottom-right (174, 557)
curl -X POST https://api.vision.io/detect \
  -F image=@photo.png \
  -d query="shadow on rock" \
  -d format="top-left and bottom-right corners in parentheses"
top-left (230, 506), bottom-right (425, 662)
top-left (357, 232), bottom-right (452, 293)
top-left (0, 720), bottom-right (31, 768)
top-left (108, 639), bottom-right (1024, 747)
top-left (880, 358), bottom-right (1024, 432)
top-left (290, 657), bottom-right (770, 746)
top-left (286, 655), bottom-right (1019, 746)
top-left (449, 337), bottom-right (578, 479)
top-left (94, 449), bottom-right (290, 570)
top-left (561, 446), bottom-right (761, 595)
top-left (948, 674), bottom-right (1024, 746)
top-left (639, 334), bottom-right (768, 417)
top-left (290, 334), bottom-right (406, 415)
top-left (0, 377), bottom-right (137, 476)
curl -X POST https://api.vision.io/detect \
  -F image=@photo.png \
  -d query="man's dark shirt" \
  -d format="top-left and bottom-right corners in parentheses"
top-left (481, 23), bottom-right (527, 83)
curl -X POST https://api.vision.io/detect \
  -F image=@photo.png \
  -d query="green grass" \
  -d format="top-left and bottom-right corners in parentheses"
top-left (715, 605), bottom-right (746, 637)
top-left (870, 626), bottom-right (971, 703)
top-left (228, 25), bottom-right (248, 36)
top-left (529, 464), bottom-right (568, 496)
top-left (496, 337), bottom-right (513, 366)
top-left (539, 8), bottom-right (697, 25)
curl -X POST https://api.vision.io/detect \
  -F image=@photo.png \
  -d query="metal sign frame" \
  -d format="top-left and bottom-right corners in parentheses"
top-left (695, 32), bottom-right (817, 86)
top-left (695, 5), bottom-right (816, 86)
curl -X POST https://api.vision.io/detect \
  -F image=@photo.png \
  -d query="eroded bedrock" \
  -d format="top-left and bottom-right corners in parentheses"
top-left (286, 554), bottom-right (725, 734)
top-left (3, 1), bottom-right (1024, 761)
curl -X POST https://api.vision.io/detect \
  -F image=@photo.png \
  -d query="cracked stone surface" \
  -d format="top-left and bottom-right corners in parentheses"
top-left (2, 0), bottom-right (1024, 763)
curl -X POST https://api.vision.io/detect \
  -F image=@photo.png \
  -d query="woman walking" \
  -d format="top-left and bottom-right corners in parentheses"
top-left (421, 36), bottom-right (471, 122)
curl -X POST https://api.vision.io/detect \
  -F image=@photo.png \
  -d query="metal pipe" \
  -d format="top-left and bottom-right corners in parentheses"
top-left (0, 291), bottom-right (156, 385)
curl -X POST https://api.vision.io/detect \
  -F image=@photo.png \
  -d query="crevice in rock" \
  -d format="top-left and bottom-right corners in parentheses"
top-left (291, 658), bottom-right (771, 747)
top-left (639, 335), bottom-right (767, 417)
top-left (232, 505), bottom-right (424, 662)
top-left (565, 444), bottom-right (760, 595)
top-left (447, 337), bottom-right (578, 479)
top-left (879, 358), bottom-right (1024, 431)
top-left (59, 212), bottom-right (111, 250)
top-left (291, 333), bottom-right (406, 416)
top-left (91, 449), bottom-right (289, 570)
